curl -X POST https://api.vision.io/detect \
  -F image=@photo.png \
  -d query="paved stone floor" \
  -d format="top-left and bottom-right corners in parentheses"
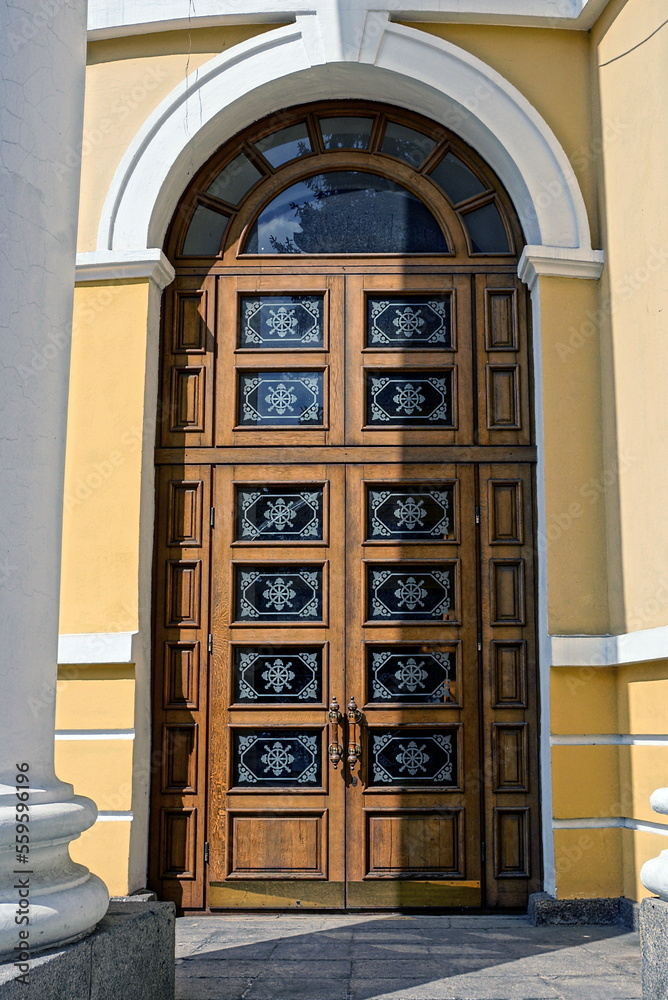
top-left (175, 913), bottom-right (641, 1000)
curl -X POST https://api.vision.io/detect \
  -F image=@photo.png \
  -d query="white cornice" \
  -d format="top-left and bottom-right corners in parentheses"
top-left (87, 1), bottom-right (611, 40)
top-left (75, 249), bottom-right (175, 289)
top-left (550, 624), bottom-right (668, 667)
top-left (58, 631), bottom-right (138, 665)
top-left (518, 245), bottom-right (605, 288)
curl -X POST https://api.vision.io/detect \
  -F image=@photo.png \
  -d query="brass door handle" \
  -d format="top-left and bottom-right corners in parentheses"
top-left (327, 696), bottom-right (343, 768)
top-left (347, 696), bottom-right (363, 773)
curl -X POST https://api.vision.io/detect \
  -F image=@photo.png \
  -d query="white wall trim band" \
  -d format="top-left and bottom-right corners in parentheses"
top-left (550, 625), bottom-right (668, 667)
top-left (96, 812), bottom-right (134, 822)
top-left (551, 734), bottom-right (668, 746)
top-left (55, 730), bottom-right (135, 741)
top-left (58, 631), bottom-right (139, 665)
top-left (76, 249), bottom-right (175, 289)
top-left (553, 817), bottom-right (668, 836)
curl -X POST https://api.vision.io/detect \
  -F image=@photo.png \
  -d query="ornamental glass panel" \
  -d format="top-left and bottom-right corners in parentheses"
top-left (368, 729), bottom-right (457, 787)
top-left (244, 171), bottom-right (449, 254)
top-left (239, 295), bottom-right (324, 349)
top-left (429, 151), bottom-right (487, 205)
top-left (380, 121), bottom-right (437, 168)
top-left (366, 294), bottom-right (451, 348)
top-left (234, 646), bottom-right (322, 703)
top-left (367, 646), bottom-right (455, 704)
top-left (235, 565), bottom-right (323, 623)
top-left (366, 372), bottom-right (453, 426)
top-left (206, 152), bottom-right (263, 206)
top-left (462, 201), bottom-right (510, 253)
top-left (318, 116), bottom-right (374, 150)
top-left (367, 485), bottom-right (454, 541)
top-left (235, 486), bottom-right (324, 542)
top-left (233, 729), bottom-right (322, 787)
top-left (367, 564), bottom-right (454, 622)
top-left (182, 205), bottom-right (230, 255)
top-left (238, 372), bottom-right (324, 426)
top-left (254, 123), bottom-right (312, 168)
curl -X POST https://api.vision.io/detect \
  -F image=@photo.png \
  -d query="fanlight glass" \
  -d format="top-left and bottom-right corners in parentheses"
top-left (244, 170), bottom-right (449, 255)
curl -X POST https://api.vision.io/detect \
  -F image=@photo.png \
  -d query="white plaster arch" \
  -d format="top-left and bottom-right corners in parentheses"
top-left (98, 15), bottom-right (598, 258)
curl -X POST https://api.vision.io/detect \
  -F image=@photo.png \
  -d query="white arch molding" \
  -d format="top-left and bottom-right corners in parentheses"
top-left (81, 17), bottom-right (607, 900)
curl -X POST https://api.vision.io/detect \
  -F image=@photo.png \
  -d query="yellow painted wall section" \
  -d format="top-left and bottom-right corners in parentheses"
top-left (70, 822), bottom-right (132, 897)
top-left (616, 661), bottom-right (668, 734)
top-left (552, 746), bottom-right (620, 819)
top-left (60, 282), bottom-right (151, 634)
top-left (78, 25), bottom-right (274, 251)
top-left (619, 746), bottom-right (668, 825)
top-left (554, 828), bottom-right (623, 899)
top-left (55, 740), bottom-right (134, 812)
top-left (538, 276), bottom-right (609, 634)
top-left (551, 667), bottom-right (618, 735)
top-left (403, 22), bottom-right (597, 245)
top-left (56, 665), bottom-right (135, 730)
top-left (592, 0), bottom-right (668, 631)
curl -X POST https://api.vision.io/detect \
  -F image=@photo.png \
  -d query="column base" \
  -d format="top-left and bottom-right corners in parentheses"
top-left (0, 900), bottom-right (175, 1000)
top-left (640, 897), bottom-right (668, 1000)
top-left (528, 892), bottom-right (638, 928)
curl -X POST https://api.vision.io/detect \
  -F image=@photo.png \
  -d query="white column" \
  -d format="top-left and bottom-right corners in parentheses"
top-left (641, 789), bottom-right (668, 900)
top-left (0, 0), bottom-right (109, 959)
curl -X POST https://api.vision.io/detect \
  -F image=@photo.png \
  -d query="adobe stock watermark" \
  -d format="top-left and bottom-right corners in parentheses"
top-left (13, 763), bottom-right (31, 987)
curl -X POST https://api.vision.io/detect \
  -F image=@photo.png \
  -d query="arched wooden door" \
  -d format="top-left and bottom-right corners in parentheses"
top-left (150, 103), bottom-right (540, 911)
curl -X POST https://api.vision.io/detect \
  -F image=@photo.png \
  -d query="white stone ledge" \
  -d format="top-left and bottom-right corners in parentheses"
top-left (58, 632), bottom-right (138, 665)
top-left (553, 817), bottom-right (668, 836)
top-left (75, 250), bottom-right (175, 289)
top-left (518, 245), bottom-right (605, 289)
top-left (55, 730), bottom-right (135, 741)
top-left (96, 812), bottom-right (134, 822)
top-left (551, 735), bottom-right (668, 746)
top-left (550, 625), bottom-right (668, 667)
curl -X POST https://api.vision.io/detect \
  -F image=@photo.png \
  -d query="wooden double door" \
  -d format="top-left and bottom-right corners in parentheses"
top-left (152, 268), bottom-right (540, 910)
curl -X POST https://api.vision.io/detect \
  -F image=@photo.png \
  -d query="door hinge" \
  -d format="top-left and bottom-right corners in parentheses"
top-left (475, 505), bottom-right (480, 525)
top-left (208, 634), bottom-right (213, 655)
top-left (204, 842), bottom-right (210, 865)
top-left (210, 506), bottom-right (215, 528)
top-left (481, 842), bottom-right (486, 862)
top-left (477, 633), bottom-right (482, 652)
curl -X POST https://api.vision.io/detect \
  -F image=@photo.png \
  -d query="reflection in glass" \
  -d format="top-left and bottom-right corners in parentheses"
top-left (235, 565), bottom-right (323, 622)
top-left (367, 564), bottom-right (454, 622)
top-left (462, 201), bottom-right (510, 253)
top-left (319, 116), bottom-right (374, 149)
top-left (236, 486), bottom-right (324, 541)
top-left (206, 152), bottom-right (262, 205)
top-left (182, 205), bottom-right (229, 255)
top-left (367, 485), bottom-right (453, 540)
top-left (366, 295), bottom-right (451, 347)
top-left (234, 729), bottom-right (321, 786)
top-left (430, 151), bottom-right (487, 205)
top-left (381, 121), bottom-right (437, 167)
top-left (239, 295), bottom-right (324, 349)
top-left (255, 123), bottom-right (312, 167)
top-left (234, 646), bottom-right (322, 702)
top-left (244, 171), bottom-right (449, 254)
top-left (366, 372), bottom-right (453, 426)
top-left (238, 372), bottom-right (324, 426)
top-left (369, 729), bottom-right (456, 786)
top-left (367, 646), bottom-right (454, 703)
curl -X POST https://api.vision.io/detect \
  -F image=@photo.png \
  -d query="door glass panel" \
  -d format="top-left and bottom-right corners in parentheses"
top-left (239, 295), bottom-right (324, 349)
top-left (366, 294), bottom-right (451, 348)
top-left (319, 116), bottom-right (374, 150)
top-left (238, 372), bottom-right (324, 426)
top-left (234, 730), bottom-right (322, 786)
top-left (366, 372), bottom-right (453, 426)
top-left (254, 123), bottom-right (312, 167)
top-left (367, 485), bottom-right (453, 540)
top-left (367, 646), bottom-right (455, 703)
top-left (206, 152), bottom-right (263, 205)
top-left (244, 171), bottom-right (449, 254)
top-left (368, 729), bottom-right (457, 787)
top-left (235, 565), bottom-right (323, 622)
top-left (367, 564), bottom-right (454, 622)
top-left (236, 486), bottom-right (324, 542)
top-left (429, 151), bottom-right (487, 205)
top-left (234, 647), bottom-right (322, 703)
top-left (462, 201), bottom-right (510, 253)
top-left (381, 121), bottom-right (437, 167)
top-left (182, 204), bottom-right (230, 255)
